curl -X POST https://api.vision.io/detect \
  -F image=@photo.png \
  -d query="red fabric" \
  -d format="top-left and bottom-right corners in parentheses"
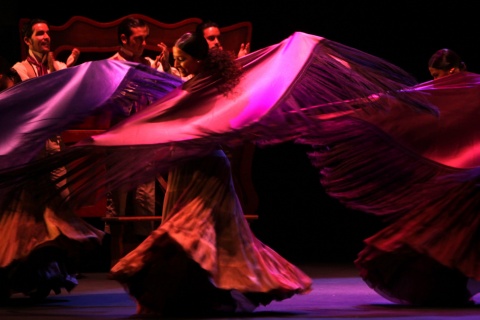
top-left (0, 32), bottom-right (440, 308)
top-left (26, 54), bottom-right (48, 77)
top-left (302, 72), bottom-right (480, 305)
top-left (354, 72), bottom-right (480, 169)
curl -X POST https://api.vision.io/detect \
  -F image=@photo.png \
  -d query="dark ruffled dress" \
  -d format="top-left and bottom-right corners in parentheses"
top-left (0, 180), bottom-right (104, 300)
top-left (302, 72), bottom-right (480, 306)
top-left (110, 149), bottom-right (312, 316)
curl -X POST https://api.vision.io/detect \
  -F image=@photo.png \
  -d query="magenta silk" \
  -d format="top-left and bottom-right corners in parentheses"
top-left (299, 71), bottom-right (480, 219)
top-left (51, 31), bottom-right (429, 197)
top-left (0, 59), bottom-right (183, 169)
top-left (0, 60), bottom-right (182, 280)
top-left (298, 70), bottom-right (480, 304)
top-left (343, 73), bottom-right (480, 305)
top-left (2, 31), bottom-right (478, 307)
top-left (78, 32), bottom-right (323, 147)
top-left (0, 31), bottom-right (434, 205)
top-left (350, 72), bottom-right (480, 169)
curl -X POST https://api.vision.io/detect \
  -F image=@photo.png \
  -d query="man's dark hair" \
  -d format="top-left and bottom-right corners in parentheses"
top-left (117, 17), bottom-right (148, 44)
top-left (195, 20), bottom-right (219, 35)
top-left (22, 18), bottom-right (49, 39)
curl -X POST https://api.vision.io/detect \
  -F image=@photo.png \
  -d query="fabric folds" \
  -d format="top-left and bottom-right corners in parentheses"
top-left (0, 32), bottom-right (433, 207)
top-left (0, 59), bottom-right (182, 300)
top-left (0, 59), bottom-right (183, 169)
top-left (0, 32), bottom-right (442, 308)
top-left (110, 150), bottom-right (312, 315)
top-left (300, 72), bottom-right (480, 305)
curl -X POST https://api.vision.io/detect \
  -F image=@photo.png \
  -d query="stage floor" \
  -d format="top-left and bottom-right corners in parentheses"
top-left (1, 263), bottom-right (479, 319)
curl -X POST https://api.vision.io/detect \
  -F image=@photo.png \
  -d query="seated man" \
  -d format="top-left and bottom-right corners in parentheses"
top-left (13, 18), bottom-right (79, 80)
top-left (109, 16), bottom-right (180, 76)
top-left (196, 20), bottom-right (250, 58)
top-left (106, 16), bottom-right (177, 241)
top-left (12, 18), bottom-right (80, 199)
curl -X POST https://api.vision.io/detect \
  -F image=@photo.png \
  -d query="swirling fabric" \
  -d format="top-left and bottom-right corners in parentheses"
top-left (301, 72), bottom-right (480, 305)
top-left (0, 32), bottom-right (431, 203)
top-left (0, 32), bottom-right (440, 309)
top-left (0, 59), bottom-right (183, 170)
top-left (0, 59), bottom-right (182, 299)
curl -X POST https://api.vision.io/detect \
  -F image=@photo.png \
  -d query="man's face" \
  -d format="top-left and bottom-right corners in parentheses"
top-left (122, 26), bottom-right (149, 57)
top-left (25, 23), bottom-right (51, 54)
top-left (203, 27), bottom-right (223, 50)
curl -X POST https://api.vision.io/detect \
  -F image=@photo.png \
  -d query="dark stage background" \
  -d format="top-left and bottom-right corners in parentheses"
top-left (1, 0), bottom-right (479, 264)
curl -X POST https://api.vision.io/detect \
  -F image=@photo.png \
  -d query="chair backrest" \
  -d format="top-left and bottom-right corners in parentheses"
top-left (18, 14), bottom-right (252, 64)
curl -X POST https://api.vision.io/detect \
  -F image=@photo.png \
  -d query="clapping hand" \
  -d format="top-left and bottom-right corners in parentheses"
top-left (237, 42), bottom-right (251, 58)
top-left (66, 48), bottom-right (80, 67)
top-left (154, 42), bottom-right (171, 72)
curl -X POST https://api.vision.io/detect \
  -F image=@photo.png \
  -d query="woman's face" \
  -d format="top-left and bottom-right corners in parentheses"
top-left (429, 67), bottom-right (458, 80)
top-left (172, 47), bottom-right (202, 77)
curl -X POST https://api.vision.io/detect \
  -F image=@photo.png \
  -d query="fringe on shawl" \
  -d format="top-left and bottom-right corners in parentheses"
top-left (0, 61), bottom-right (182, 170)
top-left (194, 38), bottom-right (436, 149)
top-left (297, 116), bottom-right (464, 220)
top-left (0, 36), bottom-right (436, 213)
top-left (0, 61), bottom-right (182, 212)
top-left (358, 171), bottom-right (480, 280)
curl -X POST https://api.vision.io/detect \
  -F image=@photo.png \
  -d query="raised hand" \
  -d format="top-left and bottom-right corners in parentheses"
top-left (66, 48), bottom-right (81, 67)
top-left (237, 42), bottom-right (251, 58)
top-left (154, 42), bottom-right (171, 72)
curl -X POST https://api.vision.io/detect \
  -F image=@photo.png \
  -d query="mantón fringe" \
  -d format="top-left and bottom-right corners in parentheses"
top-left (0, 32), bottom-right (434, 214)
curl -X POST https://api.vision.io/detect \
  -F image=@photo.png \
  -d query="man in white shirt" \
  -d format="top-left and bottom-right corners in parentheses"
top-left (109, 16), bottom-right (180, 76)
top-left (12, 18), bottom-right (80, 199)
top-left (106, 16), bottom-right (179, 240)
top-left (13, 18), bottom-right (79, 80)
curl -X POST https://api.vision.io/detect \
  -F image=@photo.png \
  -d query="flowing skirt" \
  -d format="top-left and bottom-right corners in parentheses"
top-left (354, 176), bottom-right (480, 306)
top-left (110, 149), bottom-right (312, 316)
top-left (0, 183), bottom-right (104, 300)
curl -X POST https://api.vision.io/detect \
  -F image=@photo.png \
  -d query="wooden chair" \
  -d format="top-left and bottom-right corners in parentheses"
top-left (19, 14), bottom-right (257, 265)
